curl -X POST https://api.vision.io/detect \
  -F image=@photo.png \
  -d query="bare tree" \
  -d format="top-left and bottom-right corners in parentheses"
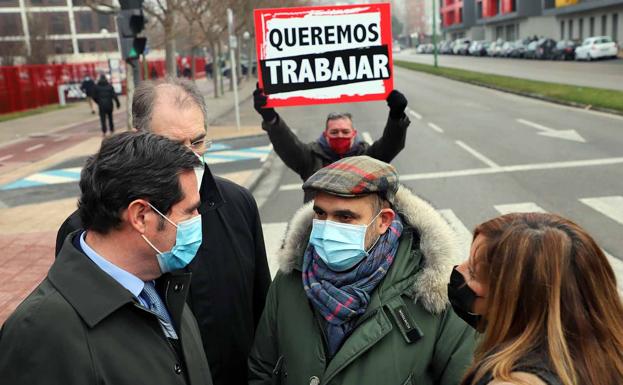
top-left (25, 12), bottom-right (54, 64)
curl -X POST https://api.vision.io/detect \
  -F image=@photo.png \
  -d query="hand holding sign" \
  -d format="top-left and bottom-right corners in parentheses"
top-left (253, 85), bottom-right (278, 123)
top-left (254, 3), bottom-right (394, 108)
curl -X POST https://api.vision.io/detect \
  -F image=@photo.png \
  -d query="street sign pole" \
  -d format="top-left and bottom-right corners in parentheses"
top-left (227, 8), bottom-right (241, 131)
top-left (433, 0), bottom-right (438, 68)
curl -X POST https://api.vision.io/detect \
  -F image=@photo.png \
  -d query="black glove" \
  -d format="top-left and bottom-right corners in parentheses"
top-left (253, 84), bottom-right (277, 123)
top-left (386, 90), bottom-right (408, 120)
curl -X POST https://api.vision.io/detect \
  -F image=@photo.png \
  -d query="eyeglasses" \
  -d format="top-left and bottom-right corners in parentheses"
top-left (187, 138), bottom-right (212, 154)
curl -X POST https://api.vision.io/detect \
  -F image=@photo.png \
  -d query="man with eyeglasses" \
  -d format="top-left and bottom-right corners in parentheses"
top-left (253, 85), bottom-right (410, 202)
top-left (55, 78), bottom-right (271, 385)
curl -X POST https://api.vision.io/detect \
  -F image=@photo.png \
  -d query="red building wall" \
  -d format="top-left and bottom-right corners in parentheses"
top-left (441, 0), bottom-right (464, 27)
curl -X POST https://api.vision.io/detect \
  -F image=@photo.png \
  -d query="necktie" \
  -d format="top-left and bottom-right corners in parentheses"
top-left (140, 281), bottom-right (178, 339)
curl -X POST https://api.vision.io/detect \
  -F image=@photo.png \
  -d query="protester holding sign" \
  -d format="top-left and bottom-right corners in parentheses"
top-left (254, 85), bottom-right (410, 202)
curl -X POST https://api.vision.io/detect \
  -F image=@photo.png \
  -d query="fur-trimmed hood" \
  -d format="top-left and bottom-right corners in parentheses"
top-left (276, 185), bottom-right (461, 314)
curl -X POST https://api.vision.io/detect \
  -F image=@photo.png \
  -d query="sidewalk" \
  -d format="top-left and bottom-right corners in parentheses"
top-left (0, 77), bottom-right (263, 323)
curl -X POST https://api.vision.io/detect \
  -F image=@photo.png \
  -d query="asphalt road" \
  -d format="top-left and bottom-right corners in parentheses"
top-left (393, 50), bottom-right (623, 91)
top-left (252, 66), bottom-right (623, 288)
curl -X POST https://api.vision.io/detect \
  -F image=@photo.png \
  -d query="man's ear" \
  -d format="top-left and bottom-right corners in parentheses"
top-left (126, 199), bottom-right (150, 234)
top-left (378, 208), bottom-right (396, 234)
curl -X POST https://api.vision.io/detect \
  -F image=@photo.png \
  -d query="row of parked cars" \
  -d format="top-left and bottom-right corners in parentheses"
top-left (416, 36), bottom-right (619, 61)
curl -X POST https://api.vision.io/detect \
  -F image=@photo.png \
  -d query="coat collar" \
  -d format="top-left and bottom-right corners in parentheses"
top-left (199, 164), bottom-right (225, 214)
top-left (276, 185), bottom-right (460, 314)
top-left (50, 230), bottom-right (192, 328)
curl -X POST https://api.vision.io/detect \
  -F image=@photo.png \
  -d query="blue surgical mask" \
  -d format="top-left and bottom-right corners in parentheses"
top-left (141, 203), bottom-right (203, 273)
top-left (309, 211), bottom-right (382, 272)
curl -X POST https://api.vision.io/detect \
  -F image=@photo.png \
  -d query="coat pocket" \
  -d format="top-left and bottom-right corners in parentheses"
top-left (271, 355), bottom-right (287, 385)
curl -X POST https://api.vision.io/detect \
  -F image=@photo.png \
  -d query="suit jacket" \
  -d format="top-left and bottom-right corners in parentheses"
top-left (0, 231), bottom-right (213, 385)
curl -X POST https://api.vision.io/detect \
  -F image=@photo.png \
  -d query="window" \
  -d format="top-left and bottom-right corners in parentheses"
top-left (477, 1), bottom-right (483, 18)
top-left (49, 39), bottom-right (73, 54)
top-left (0, 0), bottom-right (19, 7)
top-left (579, 18), bottom-right (583, 40)
top-left (560, 20), bottom-right (565, 40)
top-left (569, 20), bottom-right (574, 40)
top-left (602, 14), bottom-right (607, 36)
top-left (589, 17), bottom-right (595, 37)
top-left (29, 0), bottom-right (66, 5)
top-left (76, 12), bottom-right (93, 33)
top-left (510, 0), bottom-right (516, 12)
top-left (0, 14), bottom-right (22, 36)
top-left (78, 38), bottom-right (117, 53)
top-left (613, 13), bottom-right (619, 41)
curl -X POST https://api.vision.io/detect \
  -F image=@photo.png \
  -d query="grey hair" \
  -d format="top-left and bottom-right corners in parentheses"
top-left (325, 112), bottom-right (353, 129)
top-left (132, 76), bottom-right (208, 132)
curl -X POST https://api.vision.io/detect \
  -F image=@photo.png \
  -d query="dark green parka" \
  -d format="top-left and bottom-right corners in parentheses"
top-left (249, 186), bottom-right (476, 385)
top-left (0, 232), bottom-right (213, 385)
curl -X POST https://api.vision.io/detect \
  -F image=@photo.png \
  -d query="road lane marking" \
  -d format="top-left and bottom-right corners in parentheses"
top-left (362, 132), bottom-right (373, 145)
top-left (427, 122), bottom-right (444, 133)
top-left (53, 135), bottom-right (68, 142)
top-left (580, 196), bottom-right (623, 225)
top-left (279, 156), bottom-right (623, 191)
top-left (494, 202), bottom-right (546, 214)
top-left (516, 118), bottom-right (586, 143)
top-left (439, 209), bottom-right (472, 262)
top-left (25, 144), bottom-right (44, 152)
top-left (407, 108), bottom-right (422, 120)
top-left (0, 154), bottom-right (14, 162)
top-left (455, 140), bottom-right (499, 168)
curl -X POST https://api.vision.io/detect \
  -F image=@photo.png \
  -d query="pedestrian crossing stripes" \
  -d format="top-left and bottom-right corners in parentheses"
top-left (0, 144), bottom-right (273, 191)
top-left (261, 198), bottom-right (623, 290)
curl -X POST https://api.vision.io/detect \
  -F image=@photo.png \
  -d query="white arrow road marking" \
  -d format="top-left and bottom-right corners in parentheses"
top-left (427, 122), bottom-right (444, 133)
top-left (25, 144), bottom-right (44, 152)
top-left (0, 154), bottom-right (14, 162)
top-left (516, 118), bottom-right (586, 143)
top-left (580, 196), bottom-right (623, 225)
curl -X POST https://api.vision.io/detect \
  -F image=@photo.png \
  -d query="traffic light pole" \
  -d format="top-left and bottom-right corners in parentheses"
top-left (433, 0), bottom-right (438, 68)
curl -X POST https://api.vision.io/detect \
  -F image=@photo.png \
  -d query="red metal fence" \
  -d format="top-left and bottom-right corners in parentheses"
top-left (0, 56), bottom-right (207, 115)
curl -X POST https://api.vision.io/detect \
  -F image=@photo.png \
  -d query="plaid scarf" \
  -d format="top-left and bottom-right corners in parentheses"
top-left (302, 215), bottom-right (404, 356)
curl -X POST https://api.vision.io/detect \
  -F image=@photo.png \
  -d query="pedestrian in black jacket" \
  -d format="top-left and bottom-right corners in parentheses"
top-left (93, 75), bottom-right (120, 136)
top-left (80, 75), bottom-right (96, 114)
top-left (55, 77), bottom-right (271, 385)
top-left (253, 85), bottom-right (410, 201)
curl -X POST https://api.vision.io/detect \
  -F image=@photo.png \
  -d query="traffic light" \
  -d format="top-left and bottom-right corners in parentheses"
top-left (116, 0), bottom-right (146, 61)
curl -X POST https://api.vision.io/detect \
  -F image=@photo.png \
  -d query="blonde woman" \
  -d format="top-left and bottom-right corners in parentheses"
top-left (448, 212), bottom-right (623, 385)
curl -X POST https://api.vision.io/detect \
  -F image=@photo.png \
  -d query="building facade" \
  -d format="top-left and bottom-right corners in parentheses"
top-left (440, 0), bottom-right (623, 43)
top-left (0, 0), bottom-right (120, 64)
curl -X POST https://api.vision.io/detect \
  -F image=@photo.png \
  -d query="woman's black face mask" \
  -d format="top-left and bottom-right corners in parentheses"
top-left (447, 266), bottom-right (484, 331)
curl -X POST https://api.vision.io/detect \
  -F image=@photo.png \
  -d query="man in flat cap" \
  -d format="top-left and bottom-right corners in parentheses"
top-left (249, 156), bottom-right (475, 385)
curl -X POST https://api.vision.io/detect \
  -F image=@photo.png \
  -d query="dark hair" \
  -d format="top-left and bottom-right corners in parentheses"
top-left (132, 76), bottom-right (208, 132)
top-left (78, 131), bottom-right (200, 233)
top-left (325, 112), bottom-right (353, 130)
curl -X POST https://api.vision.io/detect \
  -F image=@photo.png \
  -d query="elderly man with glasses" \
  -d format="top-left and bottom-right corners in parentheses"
top-left (55, 77), bottom-right (271, 385)
top-left (253, 85), bottom-right (410, 202)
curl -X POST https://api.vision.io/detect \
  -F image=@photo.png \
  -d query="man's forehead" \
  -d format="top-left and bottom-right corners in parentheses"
top-left (326, 118), bottom-right (353, 129)
top-left (313, 192), bottom-right (373, 212)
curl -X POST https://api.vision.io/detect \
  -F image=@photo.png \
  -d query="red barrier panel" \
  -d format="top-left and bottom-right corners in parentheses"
top-left (0, 61), bottom-right (109, 115)
top-left (141, 56), bottom-right (207, 80)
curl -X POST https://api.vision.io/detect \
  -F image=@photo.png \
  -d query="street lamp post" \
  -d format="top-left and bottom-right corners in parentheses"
top-left (432, 0), bottom-right (438, 67)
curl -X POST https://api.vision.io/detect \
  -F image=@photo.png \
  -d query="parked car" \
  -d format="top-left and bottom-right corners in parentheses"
top-left (453, 38), bottom-right (471, 55)
top-left (575, 36), bottom-right (619, 60)
top-left (416, 44), bottom-right (426, 54)
top-left (524, 41), bottom-right (538, 59)
top-left (439, 40), bottom-right (453, 54)
top-left (509, 40), bottom-right (528, 58)
top-left (553, 40), bottom-right (579, 60)
top-left (534, 38), bottom-right (557, 59)
top-left (500, 41), bottom-right (514, 57)
top-left (468, 41), bottom-right (482, 56)
top-left (486, 41), bottom-right (499, 57)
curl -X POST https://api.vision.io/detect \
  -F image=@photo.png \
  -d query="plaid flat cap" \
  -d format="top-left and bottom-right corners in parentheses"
top-left (303, 156), bottom-right (399, 204)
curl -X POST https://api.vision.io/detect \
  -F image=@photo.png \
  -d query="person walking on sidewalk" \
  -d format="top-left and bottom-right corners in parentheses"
top-left (80, 75), bottom-right (96, 114)
top-left (93, 74), bottom-right (120, 136)
top-left (253, 85), bottom-right (410, 202)
top-left (0, 132), bottom-right (213, 385)
top-left (249, 156), bottom-right (475, 385)
top-left (55, 77), bottom-right (271, 385)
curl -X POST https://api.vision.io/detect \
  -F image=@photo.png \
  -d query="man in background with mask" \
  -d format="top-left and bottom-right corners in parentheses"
top-left (0, 132), bottom-right (213, 385)
top-left (55, 77), bottom-right (270, 385)
top-left (248, 156), bottom-right (475, 385)
top-left (253, 86), bottom-right (410, 202)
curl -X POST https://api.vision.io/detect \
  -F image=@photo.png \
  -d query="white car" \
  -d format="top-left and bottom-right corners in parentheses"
top-left (575, 36), bottom-right (619, 60)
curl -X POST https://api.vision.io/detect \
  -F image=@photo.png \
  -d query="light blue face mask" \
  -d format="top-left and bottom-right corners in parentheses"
top-left (141, 203), bottom-right (203, 273)
top-left (309, 211), bottom-right (382, 272)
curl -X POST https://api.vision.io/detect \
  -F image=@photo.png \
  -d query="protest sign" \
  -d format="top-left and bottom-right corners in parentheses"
top-left (254, 3), bottom-right (393, 107)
